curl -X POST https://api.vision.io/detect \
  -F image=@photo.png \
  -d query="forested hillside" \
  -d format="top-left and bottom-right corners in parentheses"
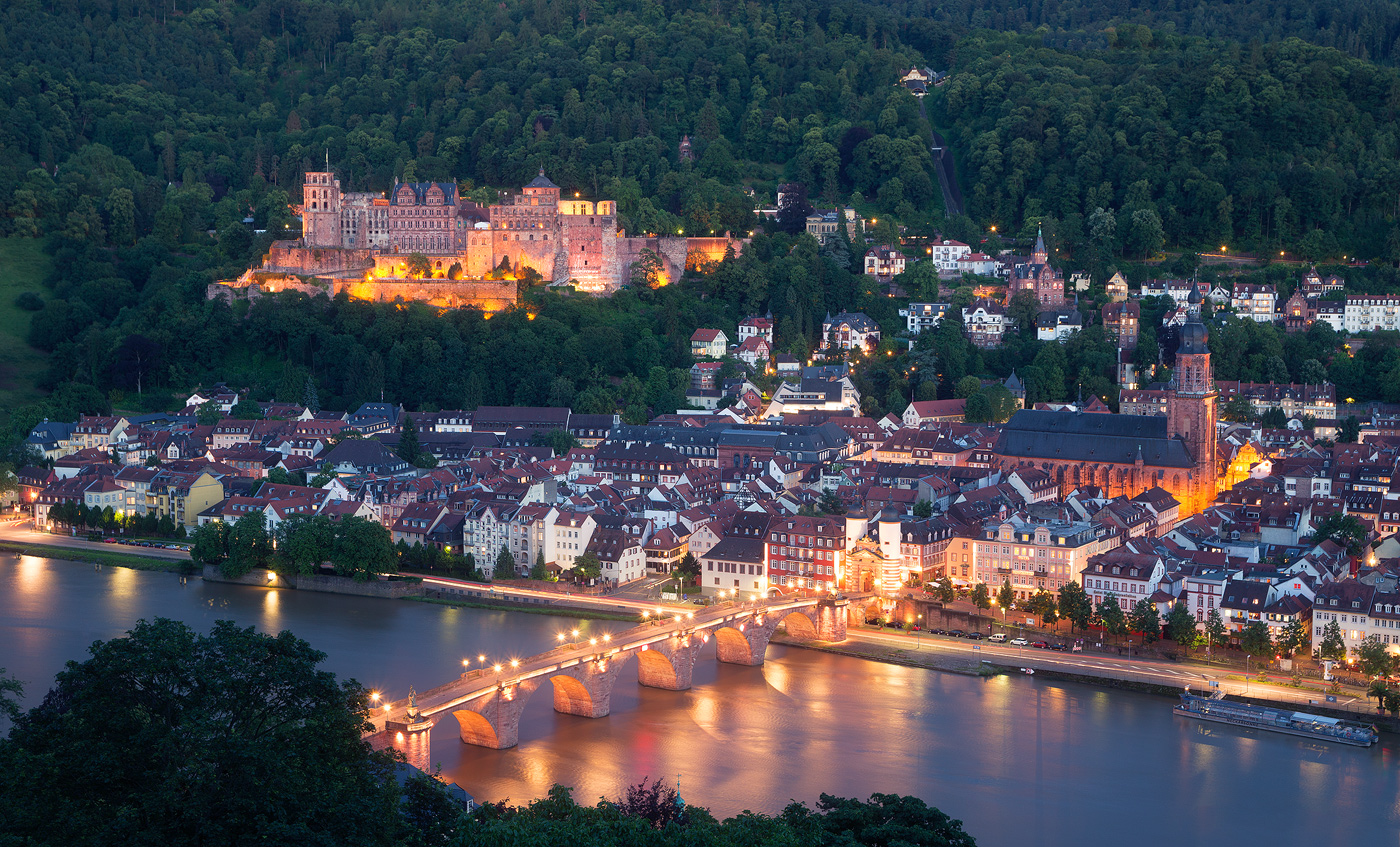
top-left (936, 32), bottom-right (1400, 260)
top-left (0, 0), bottom-right (947, 242)
top-left (8, 0), bottom-right (1400, 457)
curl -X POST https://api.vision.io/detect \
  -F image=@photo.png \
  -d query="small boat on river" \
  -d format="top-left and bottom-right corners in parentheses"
top-left (1174, 689), bottom-right (1378, 747)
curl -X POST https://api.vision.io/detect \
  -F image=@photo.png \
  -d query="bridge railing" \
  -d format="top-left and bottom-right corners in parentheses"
top-left (393, 597), bottom-right (834, 711)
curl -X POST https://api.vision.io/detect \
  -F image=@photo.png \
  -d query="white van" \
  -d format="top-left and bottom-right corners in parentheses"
top-left (987, 633), bottom-right (1007, 643)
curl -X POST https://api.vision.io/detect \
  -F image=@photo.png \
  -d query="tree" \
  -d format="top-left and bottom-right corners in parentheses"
top-left (494, 545), bottom-right (516, 577)
top-left (1278, 618), bottom-right (1311, 658)
top-left (1058, 582), bottom-right (1093, 633)
top-left (1025, 590), bottom-right (1058, 626)
top-left (195, 402), bottom-right (222, 426)
top-left (970, 582), bottom-right (992, 632)
top-left (1318, 620), bottom-right (1347, 661)
top-left (302, 374), bottom-right (320, 412)
top-left (912, 499), bottom-right (933, 519)
top-left (1165, 602), bottom-right (1198, 651)
top-left (1356, 638), bottom-right (1398, 679)
top-left (189, 520), bottom-right (229, 569)
top-left (0, 668), bottom-right (22, 725)
top-left (397, 417), bottom-right (421, 465)
top-left (229, 399), bottom-right (264, 420)
top-left (1239, 621), bottom-right (1273, 660)
top-left (775, 182), bottom-right (813, 234)
top-left (1204, 608), bottom-right (1227, 655)
top-left (276, 514), bottom-right (335, 576)
top-left (1260, 406), bottom-right (1288, 429)
top-left (819, 489), bottom-right (847, 516)
top-left (618, 777), bottom-right (690, 829)
top-left (330, 517), bottom-right (397, 580)
top-left (1339, 415), bottom-right (1360, 443)
top-left (676, 552), bottom-right (701, 584)
top-left (1310, 512), bottom-right (1368, 556)
top-left (782, 792), bottom-right (978, 847)
top-left (1128, 599), bottom-right (1160, 643)
top-left (963, 392), bottom-right (993, 424)
top-left (1220, 396), bottom-right (1254, 422)
top-left (932, 577), bottom-right (956, 605)
top-left (226, 511), bottom-right (272, 578)
top-left (996, 579), bottom-right (1014, 616)
top-left (573, 551), bottom-right (602, 583)
top-left (405, 252), bottom-right (432, 278)
top-left (630, 248), bottom-right (666, 290)
top-left (530, 428), bottom-right (578, 458)
top-left (0, 619), bottom-right (406, 846)
top-left (1095, 594), bottom-right (1127, 639)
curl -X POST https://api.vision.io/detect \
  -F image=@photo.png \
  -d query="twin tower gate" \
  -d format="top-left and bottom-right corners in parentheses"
top-left (371, 595), bottom-right (864, 762)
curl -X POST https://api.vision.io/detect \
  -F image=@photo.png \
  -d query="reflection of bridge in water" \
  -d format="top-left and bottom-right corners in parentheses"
top-left (369, 594), bottom-right (874, 760)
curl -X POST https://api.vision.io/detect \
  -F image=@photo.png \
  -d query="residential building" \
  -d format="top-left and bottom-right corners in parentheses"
top-left (863, 245), bottom-right (906, 277)
top-left (690, 329), bottom-right (729, 358)
top-left (1231, 283), bottom-right (1277, 322)
top-left (900, 302), bottom-right (951, 334)
top-left (1036, 308), bottom-right (1082, 342)
top-left (737, 315), bottom-right (774, 345)
top-left (928, 239), bottom-right (970, 272)
top-left (962, 298), bottom-right (1009, 348)
top-left (820, 312), bottom-right (881, 352)
top-left (1341, 295), bottom-right (1400, 333)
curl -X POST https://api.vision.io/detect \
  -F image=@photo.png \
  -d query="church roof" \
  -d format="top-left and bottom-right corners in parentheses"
top-left (995, 409), bottom-right (1195, 468)
top-left (525, 169), bottom-right (559, 189)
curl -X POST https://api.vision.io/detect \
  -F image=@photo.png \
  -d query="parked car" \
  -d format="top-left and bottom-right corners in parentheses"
top-left (1009, 637), bottom-right (1029, 646)
top-left (987, 633), bottom-right (1007, 643)
top-left (1049, 643), bottom-right (1069, 651)
top-left (948, 629), bottom-right (966, 638)
top-left (966, 632), bottom-right (986, 641)
top-left (102, 538), bottom-right (117, 544)
top-left (1030, 641), bottom-right (1049, 649)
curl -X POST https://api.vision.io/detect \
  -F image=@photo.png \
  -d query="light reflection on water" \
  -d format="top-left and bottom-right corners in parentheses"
top-left (2, 556), bottom-right (1399, 846)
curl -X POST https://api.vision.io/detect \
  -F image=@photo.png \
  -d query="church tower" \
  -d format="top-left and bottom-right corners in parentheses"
top-left (302, 171), bottom-right (342, 248)
top-left (1032, 223), bottom-right (1048, 265)
top-left (1167, 287), bottom-right (1218, 511)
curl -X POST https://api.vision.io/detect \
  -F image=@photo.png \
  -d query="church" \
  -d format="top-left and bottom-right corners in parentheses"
top-left (993, 287), bottom-right (1220, 515)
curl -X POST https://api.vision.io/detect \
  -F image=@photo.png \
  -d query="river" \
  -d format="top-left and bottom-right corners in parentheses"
top-left (2, 554), bottom-right (1396, 846)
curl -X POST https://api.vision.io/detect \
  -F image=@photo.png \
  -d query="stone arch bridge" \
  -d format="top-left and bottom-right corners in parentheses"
top-left (369, 594), bottom-right (872, 758)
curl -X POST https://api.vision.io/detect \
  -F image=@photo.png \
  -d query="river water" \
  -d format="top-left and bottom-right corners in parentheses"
top-left (2, 554), bottom-right (1397, 846)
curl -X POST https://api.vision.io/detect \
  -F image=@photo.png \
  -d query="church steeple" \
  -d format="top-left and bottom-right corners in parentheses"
top-left (1168, 297), bottom-right (1219, 512)
top-left (1032, 223), bottom-right (1047, 265)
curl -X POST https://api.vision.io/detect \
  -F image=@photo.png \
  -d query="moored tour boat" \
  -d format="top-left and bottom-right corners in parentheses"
top-left (1174, 689), bottom-right (1378, 748)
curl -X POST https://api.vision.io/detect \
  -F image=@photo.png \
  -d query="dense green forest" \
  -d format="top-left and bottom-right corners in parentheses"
top-left (9, 0), bottom-right (1400, 458)
top-left (937, 32), bottom-right (1400, 259)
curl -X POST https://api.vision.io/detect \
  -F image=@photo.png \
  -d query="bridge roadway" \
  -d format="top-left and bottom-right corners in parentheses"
top-left (369, 593), bottom-right (870, 755)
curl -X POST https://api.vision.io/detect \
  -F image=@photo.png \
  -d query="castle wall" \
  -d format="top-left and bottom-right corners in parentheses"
top-left (209, 276), bottom-right (516, 313)
top-left (266, 242), bottom-right (375, 274)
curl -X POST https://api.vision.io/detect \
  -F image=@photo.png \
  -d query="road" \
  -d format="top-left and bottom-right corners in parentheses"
top-left (418, 573), bottom-right (694, 616)
top-left (0, 520), bottom-right (191, 561)
top-left (848, 628), bottom-right (1366, 712)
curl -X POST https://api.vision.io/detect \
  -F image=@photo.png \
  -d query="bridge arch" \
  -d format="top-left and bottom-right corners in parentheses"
top-left (549, 673), bottom-right (596, 716)
top-left (636, 647), bottom-right (679, 689)
top-left (776, 609), bottom-right (818, 640)
top-left (453, 708), bottom-right (500, 748)
top-left (713, 624), bottom-right (755, 664)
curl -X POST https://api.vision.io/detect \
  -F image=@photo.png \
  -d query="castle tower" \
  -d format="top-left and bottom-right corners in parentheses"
top-left (302, 171), bottom-right (342, 248)
top-left (1167, 287), bottom-right (1218, 510)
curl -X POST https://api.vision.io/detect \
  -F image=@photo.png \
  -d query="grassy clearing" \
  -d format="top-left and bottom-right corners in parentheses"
top-left (0, 540), bottom-right (192, 572)
top-left (0, 237), bottom-right (51, 411)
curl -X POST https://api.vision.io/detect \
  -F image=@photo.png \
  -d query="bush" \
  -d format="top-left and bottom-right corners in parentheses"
top-left (14, 292), bottom-right (43, 311)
